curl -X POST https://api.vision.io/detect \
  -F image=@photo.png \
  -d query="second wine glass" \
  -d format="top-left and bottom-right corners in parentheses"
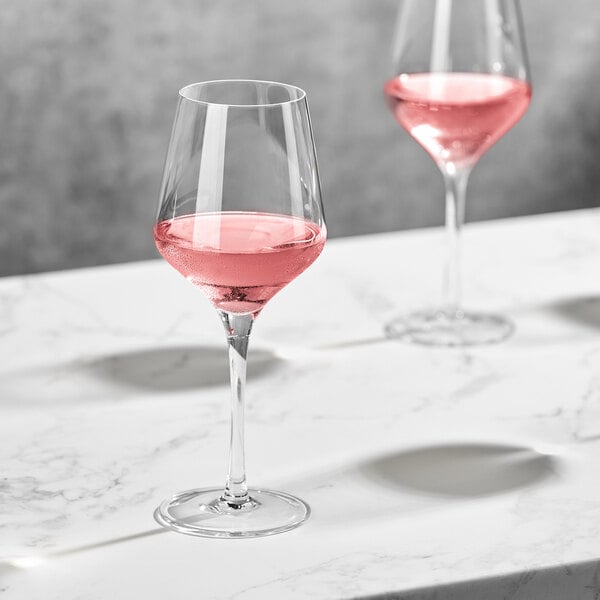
top-left (384, 0), bottom-right (531, 346)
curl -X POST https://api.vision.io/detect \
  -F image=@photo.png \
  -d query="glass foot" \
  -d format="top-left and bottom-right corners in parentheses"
top-left (385, 309), bottom-right (514, 347)
top-left (154, 487), bottom-right (310, 538)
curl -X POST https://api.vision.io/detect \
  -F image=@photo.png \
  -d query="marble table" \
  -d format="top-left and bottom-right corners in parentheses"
top-left (4, 208), bottom-right (600, 599)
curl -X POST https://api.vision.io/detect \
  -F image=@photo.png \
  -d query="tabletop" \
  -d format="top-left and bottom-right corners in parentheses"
top-left (3, 208), bottom-right (600, 599)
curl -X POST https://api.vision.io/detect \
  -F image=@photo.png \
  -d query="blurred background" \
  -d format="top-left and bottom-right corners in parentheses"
top-left (1, 0), bottom-right (599, 276)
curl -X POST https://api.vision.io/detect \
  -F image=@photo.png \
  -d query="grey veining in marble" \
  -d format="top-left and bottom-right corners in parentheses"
top-left (3, 209), bottom-right (600, 598)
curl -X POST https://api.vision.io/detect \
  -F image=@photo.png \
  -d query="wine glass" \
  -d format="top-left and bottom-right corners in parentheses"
top-left (384, 0), bottom-right (531, 346)
top-left (153, 80), bottom-right (326, 537)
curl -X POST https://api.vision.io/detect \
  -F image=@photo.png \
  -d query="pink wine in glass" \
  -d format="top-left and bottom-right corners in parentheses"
top-left (384, 72), bottom-right (531, 169)
top-left (154, 211), bottom-right (326, 314)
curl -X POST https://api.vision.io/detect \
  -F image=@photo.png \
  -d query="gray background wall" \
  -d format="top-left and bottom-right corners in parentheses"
top-left (2, 1), bottom-right (600, 276)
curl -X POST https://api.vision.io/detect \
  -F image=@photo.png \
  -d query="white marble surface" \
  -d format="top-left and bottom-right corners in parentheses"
top-left (3, 209), bottom-right (600, 599)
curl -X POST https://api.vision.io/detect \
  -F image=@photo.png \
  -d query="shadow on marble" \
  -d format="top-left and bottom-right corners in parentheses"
top-left (0, 527), bottom-right (166, 576)
top-left (317, 336), bottom-right (390, 351)
top-left (285, 443), bottom-right (559, 528)
top-left (508, 296), bottom-right (600, 348)
top-left (84, 345), bottom-right (283, 391)
top-left (0, 345), bottom-right (284, 406)
top-left (547, 296), bottom-right (600, 329)
top-left (358, 443), bottom-right (556, 497)
top-left (358, 558), bottom-right (600, 600)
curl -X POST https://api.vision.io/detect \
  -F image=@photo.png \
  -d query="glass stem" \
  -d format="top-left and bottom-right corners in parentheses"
top-left (442, 165), bottom-right (470, 316)
top-left (218, 311), bottom-right (254, 507)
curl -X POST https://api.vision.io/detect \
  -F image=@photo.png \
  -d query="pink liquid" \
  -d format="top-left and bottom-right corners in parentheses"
top-left (154, 212), bottom-right (326, 314)
top-left (384, 73), bottom-right (531, 168)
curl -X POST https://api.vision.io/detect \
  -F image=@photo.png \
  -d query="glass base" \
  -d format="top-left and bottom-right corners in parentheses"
top-left (385, 309), bottom-right (514, 347)
top-left (154, 487), bottom-right (310, 538)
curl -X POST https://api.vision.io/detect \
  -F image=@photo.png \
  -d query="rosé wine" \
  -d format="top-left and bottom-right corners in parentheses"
top-left (154, 211), bottom-right (326, 314)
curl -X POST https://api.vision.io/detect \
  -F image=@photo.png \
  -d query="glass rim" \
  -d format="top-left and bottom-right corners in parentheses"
top-left (178, 79), bottom-right (307, 108)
